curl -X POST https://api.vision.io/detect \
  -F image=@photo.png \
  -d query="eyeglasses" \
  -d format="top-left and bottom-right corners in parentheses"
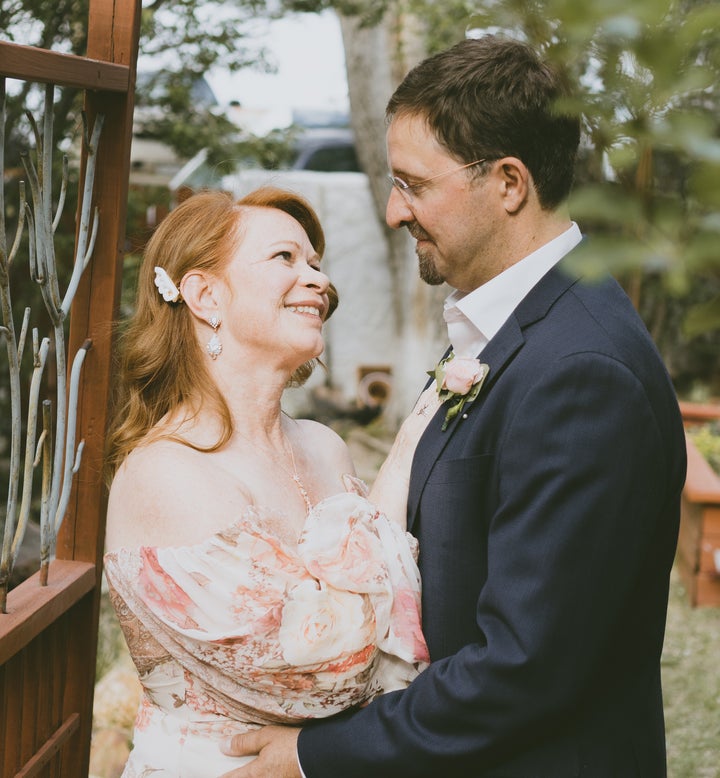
top-left (387, 158), bottom-right (486, 202)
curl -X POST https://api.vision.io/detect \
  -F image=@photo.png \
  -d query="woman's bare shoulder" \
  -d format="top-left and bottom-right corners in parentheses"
top-left (293, 418), bottom-right (356, 480)
top-left (295, 419), bottom-right (351, 457)
top-left (105, 439), bottom-right (213, 551)
top-left (110, 437), bottom-right (197, 493)
top-left (295, 418), bottom-right (344, 444)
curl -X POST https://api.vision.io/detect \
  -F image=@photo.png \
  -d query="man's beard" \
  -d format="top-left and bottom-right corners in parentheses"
top-left (409, 224), bottom-right (445, 286)
top-left (417, 245), bottom-right (444, 286)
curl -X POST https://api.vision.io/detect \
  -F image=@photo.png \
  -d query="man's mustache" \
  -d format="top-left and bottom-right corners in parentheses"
top-left (407, 224), bottom-right (431, 242)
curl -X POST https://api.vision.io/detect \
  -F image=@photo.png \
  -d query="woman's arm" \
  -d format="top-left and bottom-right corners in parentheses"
top-left (369, 386), bottom-right (441, 529)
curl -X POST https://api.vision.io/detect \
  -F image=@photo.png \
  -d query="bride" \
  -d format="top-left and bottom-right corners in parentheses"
top-left (103, 187), bottom-right (438, 776)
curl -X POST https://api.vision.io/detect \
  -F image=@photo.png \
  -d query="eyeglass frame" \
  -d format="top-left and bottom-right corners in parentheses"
top-left (387, 158), bottom-right (487, 201)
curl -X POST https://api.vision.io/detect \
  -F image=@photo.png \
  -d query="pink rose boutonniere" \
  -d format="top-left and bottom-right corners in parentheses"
top-left (429, 353), bottom-right (490, 431)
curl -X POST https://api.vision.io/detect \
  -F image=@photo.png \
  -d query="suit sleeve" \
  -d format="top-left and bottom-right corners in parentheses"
top-left (298, 351), bottom-right (682, 776)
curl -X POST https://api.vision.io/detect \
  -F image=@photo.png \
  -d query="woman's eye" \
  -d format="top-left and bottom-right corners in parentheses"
top-left (275, 251), bottom-right (293, 262)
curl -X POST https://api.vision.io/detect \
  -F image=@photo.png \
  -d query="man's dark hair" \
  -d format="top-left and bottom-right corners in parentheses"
top-left (386, 35), bottom-right (581, 209)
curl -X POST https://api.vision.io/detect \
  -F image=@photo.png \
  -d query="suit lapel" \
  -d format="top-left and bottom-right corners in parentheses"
top-left (407, 263), bottom-right (580, 532)
top-left (407, 317), bottom-right (524, 531)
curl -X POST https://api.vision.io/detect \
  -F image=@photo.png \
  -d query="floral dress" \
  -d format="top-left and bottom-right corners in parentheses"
top-left (103, 480), bottom-right (429, 777)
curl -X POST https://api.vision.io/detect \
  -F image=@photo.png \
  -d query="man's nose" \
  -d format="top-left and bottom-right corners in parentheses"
top-left (385, 187), bottom-right (414, 229)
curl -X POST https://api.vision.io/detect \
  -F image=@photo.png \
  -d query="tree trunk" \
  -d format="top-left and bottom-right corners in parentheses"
top-left (338, 8), bottom-right (448, 422)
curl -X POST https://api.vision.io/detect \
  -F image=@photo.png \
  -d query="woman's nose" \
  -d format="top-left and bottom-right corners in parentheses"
top-left (303, 263), bottom-right (330, 292)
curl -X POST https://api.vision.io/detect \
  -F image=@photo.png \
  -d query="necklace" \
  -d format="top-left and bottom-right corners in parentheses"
top-left (238, 428), bottom-right (313, 513)
top-left (286, 443), bottom-right (313, 513)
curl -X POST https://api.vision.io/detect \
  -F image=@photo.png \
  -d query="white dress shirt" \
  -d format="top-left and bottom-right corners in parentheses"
top-left (443, 223), bottom-right (582, 357)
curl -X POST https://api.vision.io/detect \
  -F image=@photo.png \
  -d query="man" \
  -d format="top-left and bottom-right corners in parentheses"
top-left (221, 34), bottom-right (686, 777)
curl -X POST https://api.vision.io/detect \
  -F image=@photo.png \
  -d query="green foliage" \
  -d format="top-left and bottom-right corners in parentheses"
top-left (662, 567), bottom-right (720, 777)
top-left (130, 0), bottom-right (302, 170)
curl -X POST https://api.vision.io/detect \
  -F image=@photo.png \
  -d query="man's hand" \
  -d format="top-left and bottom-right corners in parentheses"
top-left (218, 726), bottom-right (302, 778)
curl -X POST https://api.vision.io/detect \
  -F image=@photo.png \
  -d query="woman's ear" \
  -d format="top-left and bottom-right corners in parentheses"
top-left (180, 271), bottom-right (220, 324)
top-left (497, 157), bottom-right (530, 214)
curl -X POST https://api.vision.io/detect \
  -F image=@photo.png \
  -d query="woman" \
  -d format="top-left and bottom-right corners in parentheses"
top-left (104, 187), bottom-right (438, 776)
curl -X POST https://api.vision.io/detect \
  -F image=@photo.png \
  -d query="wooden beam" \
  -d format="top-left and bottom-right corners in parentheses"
top-left (15, 713), bottom-right (80, 778)
top-left (56, 3), bottom-right (143, 775)
top-left (0, 41), bottom-right (129, 92)
top-left (59, 2), bottom-right (141, 569)
top-left (0, 561), bottom-right (95, 666)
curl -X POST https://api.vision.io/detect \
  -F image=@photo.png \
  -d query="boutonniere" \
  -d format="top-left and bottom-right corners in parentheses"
top-left (428, 354), bottom-right (489, 431)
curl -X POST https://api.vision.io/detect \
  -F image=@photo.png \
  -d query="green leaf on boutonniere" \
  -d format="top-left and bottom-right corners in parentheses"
top-left (428, 354), bottom-right (490, 431)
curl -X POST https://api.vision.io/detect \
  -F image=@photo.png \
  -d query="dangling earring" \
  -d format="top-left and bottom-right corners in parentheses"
top-left (206, 314), bottom-right (222, 360)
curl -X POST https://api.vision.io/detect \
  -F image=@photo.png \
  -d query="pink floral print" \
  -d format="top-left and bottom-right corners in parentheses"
top-left (103, 487), bottom-right (428, 777)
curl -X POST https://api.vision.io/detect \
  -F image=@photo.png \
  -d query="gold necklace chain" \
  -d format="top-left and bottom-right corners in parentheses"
top-left (286, 443), bottom-right (313, 513)
top-left (238, 429), bottom-right (313, 513)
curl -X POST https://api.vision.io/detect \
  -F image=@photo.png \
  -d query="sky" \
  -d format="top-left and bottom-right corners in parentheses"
top-left (204, 11), bottom-right (349, 130)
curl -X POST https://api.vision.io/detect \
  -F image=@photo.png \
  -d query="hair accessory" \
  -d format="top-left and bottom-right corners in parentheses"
top-left (206, 315), bottom-right (222, 360)
top-left (154, 266), bottom-right (182, 303)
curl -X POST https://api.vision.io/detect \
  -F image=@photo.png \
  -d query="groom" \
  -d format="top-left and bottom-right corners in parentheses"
top-left (221, 35), bottom-right (686, 777)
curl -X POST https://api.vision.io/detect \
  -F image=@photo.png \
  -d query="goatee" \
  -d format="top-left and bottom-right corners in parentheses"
top-left (408, 223), bottom-right (444, 285)
top-left (417, 246), bottom-right (444, 286)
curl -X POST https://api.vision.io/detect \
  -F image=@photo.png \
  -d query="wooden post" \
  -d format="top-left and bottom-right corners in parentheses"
top-left (55, 2), bottom-right (141, 775)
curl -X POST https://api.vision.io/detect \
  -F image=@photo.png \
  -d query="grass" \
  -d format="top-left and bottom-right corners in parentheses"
top-left (663, 566), bottom-right (720, 777)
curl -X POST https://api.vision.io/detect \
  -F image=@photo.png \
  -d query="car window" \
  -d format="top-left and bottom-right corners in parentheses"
top-left (295, 144), bottom-right (361, 172)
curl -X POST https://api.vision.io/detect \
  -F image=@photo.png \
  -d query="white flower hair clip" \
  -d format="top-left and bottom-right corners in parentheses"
top-left (154, 266), bottom-right (182, 303)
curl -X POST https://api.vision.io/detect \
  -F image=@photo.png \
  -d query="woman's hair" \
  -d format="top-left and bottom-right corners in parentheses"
top-left (105, 186), bottom-right (335, 478)
top-left (386, 35), bottom-right (581, 210)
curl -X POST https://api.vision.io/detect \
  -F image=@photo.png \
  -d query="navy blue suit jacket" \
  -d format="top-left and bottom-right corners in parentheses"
top-left (299, 261), bottom-right (686, 777)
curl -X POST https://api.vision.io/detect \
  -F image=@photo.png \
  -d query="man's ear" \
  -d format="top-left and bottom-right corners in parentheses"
top-left (497, 157), bottom-right (530, 214)
top-left (180, 271), bottom-right (220, 323)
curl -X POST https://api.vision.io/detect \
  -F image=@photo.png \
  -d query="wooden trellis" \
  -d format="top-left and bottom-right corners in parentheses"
top-left (0, 2), bottom-right (140, 775)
